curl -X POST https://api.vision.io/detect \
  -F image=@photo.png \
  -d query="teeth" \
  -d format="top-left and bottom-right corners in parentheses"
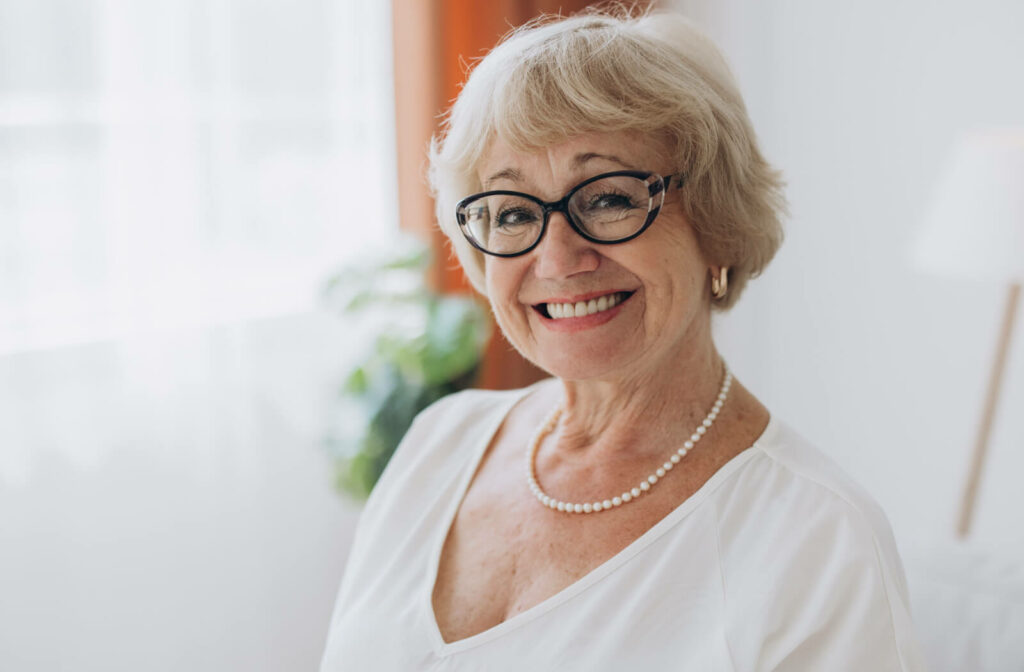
top-left (545, 292), bottom-right (627, 320)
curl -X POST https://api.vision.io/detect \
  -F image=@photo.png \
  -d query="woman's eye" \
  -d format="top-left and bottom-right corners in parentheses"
top-left (588, 193), bottom-right (636, 210)
top-left (495, 207), bottom-right (538, 229)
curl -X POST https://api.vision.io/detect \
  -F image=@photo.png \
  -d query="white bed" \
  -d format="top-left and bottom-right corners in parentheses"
top-left (904, 538), bottom-right (1024, 671)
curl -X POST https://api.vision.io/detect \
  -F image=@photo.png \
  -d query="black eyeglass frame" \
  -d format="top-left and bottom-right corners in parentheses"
top-left (455, 170), bottom-right (682, 258)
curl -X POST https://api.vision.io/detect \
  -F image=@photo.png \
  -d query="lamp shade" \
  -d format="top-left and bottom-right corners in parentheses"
top-left (914, 129), bottom-right (1024, 283)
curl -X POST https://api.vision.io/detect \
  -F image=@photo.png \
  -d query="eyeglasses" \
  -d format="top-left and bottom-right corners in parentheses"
top-left (455, 170), bottom-right (681, 258)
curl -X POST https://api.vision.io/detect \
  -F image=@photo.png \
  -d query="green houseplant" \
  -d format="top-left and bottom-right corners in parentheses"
top-left (322, 237), bottom-right (491, 500)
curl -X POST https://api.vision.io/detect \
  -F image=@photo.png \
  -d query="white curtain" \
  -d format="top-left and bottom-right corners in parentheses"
top-left (0, 1), bottom-right (393, 669)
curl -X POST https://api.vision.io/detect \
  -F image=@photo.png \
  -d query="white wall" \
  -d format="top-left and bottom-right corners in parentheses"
top-left (668, 0), bottom-right (1024, 546)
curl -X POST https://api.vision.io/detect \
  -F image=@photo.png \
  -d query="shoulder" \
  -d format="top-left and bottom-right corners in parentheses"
top-left (404, 386), bottom-right (527, 436)
top-left (714, 417), bottom-right (925, 670)
top-left (716, 417), bottom-right (900, 560)
top-left (344, 385), bottom-right (538, 579)
top-left (388, 385), bottom-right (531, 468)
top-left (361, 384), bottom-right (541, 513)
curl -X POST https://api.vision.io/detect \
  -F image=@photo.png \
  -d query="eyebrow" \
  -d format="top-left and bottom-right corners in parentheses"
top-left (482, 168), bottom-right (523, 188)
top-left (482, 152), bottom-right (636, 188)
top-left (573, 152), bottom-right (635, 170)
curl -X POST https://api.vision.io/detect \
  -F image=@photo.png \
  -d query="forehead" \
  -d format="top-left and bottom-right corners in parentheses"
top-left (477, 131), bottom-right (668, 191)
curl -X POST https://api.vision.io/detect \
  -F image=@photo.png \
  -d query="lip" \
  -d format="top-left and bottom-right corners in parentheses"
top-left (531, 290), bottom-right (635, 333)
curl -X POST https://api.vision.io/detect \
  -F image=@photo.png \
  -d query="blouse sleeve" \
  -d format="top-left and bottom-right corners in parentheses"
top-left (718, 477), bottom-right (927, 671)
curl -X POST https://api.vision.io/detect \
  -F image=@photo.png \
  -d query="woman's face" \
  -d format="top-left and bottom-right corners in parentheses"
top-left (478, 132), bottom-right (714, 382)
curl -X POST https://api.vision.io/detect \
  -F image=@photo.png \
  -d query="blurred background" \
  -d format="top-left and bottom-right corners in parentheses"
top-left (1, 0), bottom-right (1022, 670)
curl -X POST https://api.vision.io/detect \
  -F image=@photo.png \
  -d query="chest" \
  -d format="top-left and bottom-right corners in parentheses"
top-left (335, 502), bottom-right (730, 670)
top-left (427, 398), bottom-right (759, 645)
top-left (429, 460), bottom-right (701, 643)
top-left (430, 503), bottom-right (625, 642)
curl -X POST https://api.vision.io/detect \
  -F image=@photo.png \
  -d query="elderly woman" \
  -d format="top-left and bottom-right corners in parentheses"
top-left (321, 9), bottom-right (925, 671)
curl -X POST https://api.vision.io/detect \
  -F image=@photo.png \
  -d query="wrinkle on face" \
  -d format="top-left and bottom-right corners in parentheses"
top-left (477, 132), bottom-right (712, 391)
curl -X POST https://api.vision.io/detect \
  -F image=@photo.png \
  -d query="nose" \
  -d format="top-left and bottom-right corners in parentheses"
top-left (531, 211), bottom-right (600, 279)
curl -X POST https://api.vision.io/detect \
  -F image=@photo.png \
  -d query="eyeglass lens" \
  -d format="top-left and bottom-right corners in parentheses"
top-left (461, 174), bottom-right (659, 256)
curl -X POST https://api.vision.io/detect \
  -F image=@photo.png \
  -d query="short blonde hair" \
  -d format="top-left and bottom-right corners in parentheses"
top-left (428, 7), bottom-right (785, 309)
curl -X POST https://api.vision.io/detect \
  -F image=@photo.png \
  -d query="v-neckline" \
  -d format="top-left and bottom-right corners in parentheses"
top-left (423, 387), bottom-right (775, 657)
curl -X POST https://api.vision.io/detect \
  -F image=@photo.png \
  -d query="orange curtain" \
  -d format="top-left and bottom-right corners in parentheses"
top-left (391, 0), bottom-right (645, 389)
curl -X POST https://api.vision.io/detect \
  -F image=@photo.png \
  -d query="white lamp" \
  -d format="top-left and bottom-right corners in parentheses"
top-left (914, 128), bottom-right (1024, 538)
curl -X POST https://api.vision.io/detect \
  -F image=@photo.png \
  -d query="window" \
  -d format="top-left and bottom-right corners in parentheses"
top-left (0, 0), bottom-right (396, 354)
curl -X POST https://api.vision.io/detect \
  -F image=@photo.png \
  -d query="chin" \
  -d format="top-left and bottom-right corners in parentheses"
top-left (528, 348), bottom-right (626, 383)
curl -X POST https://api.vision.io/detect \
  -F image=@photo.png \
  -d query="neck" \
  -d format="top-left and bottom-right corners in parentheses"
top-left (554, 334), bottom-right (725, 459)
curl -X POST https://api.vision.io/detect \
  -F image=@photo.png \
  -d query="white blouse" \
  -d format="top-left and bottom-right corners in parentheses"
top-left (321, 387), bottom-right (926, 671)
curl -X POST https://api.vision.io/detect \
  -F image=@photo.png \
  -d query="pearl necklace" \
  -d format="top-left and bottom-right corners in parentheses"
top-left (526, 369), bottom-right (732, 514)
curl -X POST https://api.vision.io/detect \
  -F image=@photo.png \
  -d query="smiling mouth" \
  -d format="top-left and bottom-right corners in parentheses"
top-left (535, 291), bottom-right (634, 319)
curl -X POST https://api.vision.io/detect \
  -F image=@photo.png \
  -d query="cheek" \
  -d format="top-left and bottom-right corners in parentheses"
top-left (483, 258), bottom-right (508, 311)
top-left (484, 259), bottom-right (528, 331)
top-left (642, 231), bottom-right (707, 306)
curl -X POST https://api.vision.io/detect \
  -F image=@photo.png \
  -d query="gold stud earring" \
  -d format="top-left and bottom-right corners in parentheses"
top-left (711, 267), bottom-right (729, 300)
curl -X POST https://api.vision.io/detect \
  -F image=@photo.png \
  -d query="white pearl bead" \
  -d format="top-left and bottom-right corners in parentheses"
top-left (526, 369), bottom-right (731, 514)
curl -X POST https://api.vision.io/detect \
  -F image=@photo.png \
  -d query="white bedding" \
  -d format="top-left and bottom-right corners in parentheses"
top-left (904, 538), bottom-right (1024, 671)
